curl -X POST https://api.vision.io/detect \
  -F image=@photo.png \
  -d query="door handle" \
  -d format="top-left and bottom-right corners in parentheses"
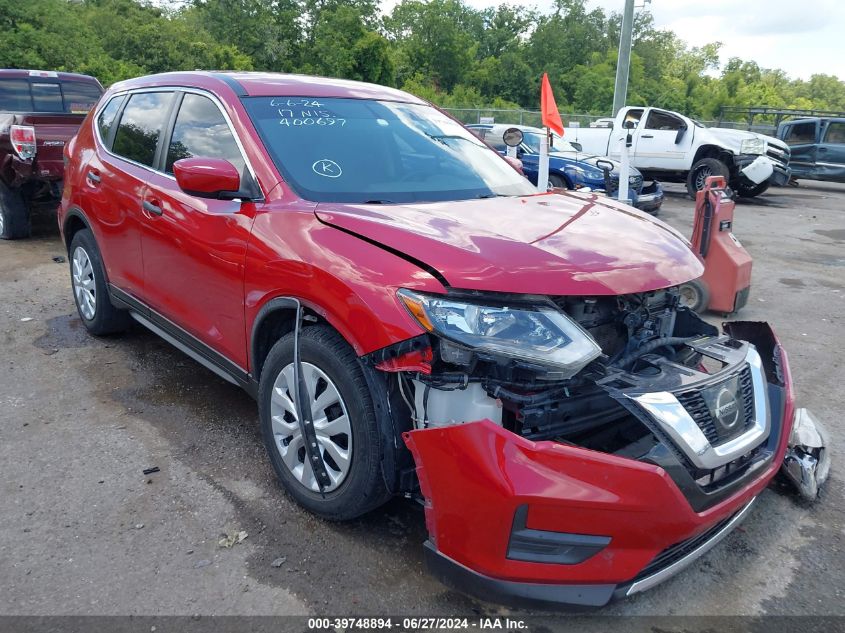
top-left (87, 170), bottom-right (101, 183)
top-left (640, 134), bottom-right (654, 138)
top-left (142, 200), bottom-right (163, 216)
top-left (818, 147), bottom-right (828, 152)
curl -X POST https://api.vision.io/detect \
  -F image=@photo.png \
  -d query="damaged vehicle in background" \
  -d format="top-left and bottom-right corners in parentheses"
top-left (59, 72), bottom-right (830, 610)
top-left (468, 123), bottom-right (664, 213)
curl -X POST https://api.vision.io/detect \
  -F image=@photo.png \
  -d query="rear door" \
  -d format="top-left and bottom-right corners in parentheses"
top-left (817, 120), bottom-right (845, 181)
top-left (139, 90), bottom-right (259, 368)
top-left (86, 90), bottom-right (176, 297)
top-left (632, 109), bottom-right (693, 169)
top-left (781, 120), bottom-right (819, 179)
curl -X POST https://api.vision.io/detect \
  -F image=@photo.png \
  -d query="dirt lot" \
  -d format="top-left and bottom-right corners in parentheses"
top-left (0, 182), bottom-right (842, 622)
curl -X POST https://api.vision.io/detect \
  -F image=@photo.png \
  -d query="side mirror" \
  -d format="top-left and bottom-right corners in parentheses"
top-left (675, 124), bottom-right (688, 144)
top-left (173, 157), bottom-right (244, 200)
top-left (570, 141), bottom-right (583, 152)
top-left (502, 127), bottom-right (524, 148)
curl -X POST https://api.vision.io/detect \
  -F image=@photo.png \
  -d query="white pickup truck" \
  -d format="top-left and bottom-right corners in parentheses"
top-left (565, 106), bottom-right (791, 198)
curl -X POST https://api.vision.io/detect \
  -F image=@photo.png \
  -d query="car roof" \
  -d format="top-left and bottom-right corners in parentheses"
top-left (110, 71), bottom-right (427, 104)
top-left (0, 69), bottom-right (102, 85)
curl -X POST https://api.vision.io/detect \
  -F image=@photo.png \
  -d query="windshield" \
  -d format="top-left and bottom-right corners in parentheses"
top-left (243, 97), bottom-right (536, 203)
top-left (522, 131), bottom-right (579, 154)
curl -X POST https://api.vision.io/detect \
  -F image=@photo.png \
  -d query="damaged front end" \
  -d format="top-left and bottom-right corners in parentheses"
top-left (376, 287), bottom-right (829, 608)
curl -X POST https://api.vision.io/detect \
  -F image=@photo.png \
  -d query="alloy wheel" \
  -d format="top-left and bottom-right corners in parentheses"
top-left (270, 361), bottom-right (352, 492)
top-left (72, 246), bottom-right (96, 320)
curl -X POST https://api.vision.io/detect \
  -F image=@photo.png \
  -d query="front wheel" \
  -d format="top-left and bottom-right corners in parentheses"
top-left (686, 158), bottom-right (730, 199)
top-left (259, 325), bottom-right (390, 521)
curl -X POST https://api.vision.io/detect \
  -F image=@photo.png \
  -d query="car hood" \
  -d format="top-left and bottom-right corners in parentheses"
top-left (705, 127), bottom-right (788, 153)
top-left (315, 192), bottom-right (702, 296)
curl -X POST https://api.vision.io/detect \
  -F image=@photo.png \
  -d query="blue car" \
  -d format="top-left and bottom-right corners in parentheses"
top-left (468, 123), bottom-right (664, 213)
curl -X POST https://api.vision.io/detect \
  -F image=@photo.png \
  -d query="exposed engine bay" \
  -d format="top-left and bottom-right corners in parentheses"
top-left (375, 287), bottom-right (829, 507)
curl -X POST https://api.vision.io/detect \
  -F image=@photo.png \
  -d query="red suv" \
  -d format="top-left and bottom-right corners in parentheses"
top-left (59, 72), bottom-right (827, 609)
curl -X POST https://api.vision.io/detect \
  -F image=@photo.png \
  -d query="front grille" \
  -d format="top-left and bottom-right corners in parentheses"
top-left (766, 145), bottom-right (789, 167)
top-left (676, 367), bottom-right (754, 445)
top-left (630, 509), bottom-right (740, 583)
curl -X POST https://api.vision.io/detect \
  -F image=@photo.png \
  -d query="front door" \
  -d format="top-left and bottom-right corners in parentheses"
top-left (781, 120), bottom-right (819, 179)
top-left (633, 109), bottom-right (694, 170)
top-left (818, 120), bottom-right (845, 181)
top-left (139, 91), bottom-right (259, 369)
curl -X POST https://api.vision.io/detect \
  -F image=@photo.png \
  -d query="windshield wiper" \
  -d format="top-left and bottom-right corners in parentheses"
top-left (362, 199), bottom-right (395, 204)
top-left (426, 133), bottom-right (484, 147)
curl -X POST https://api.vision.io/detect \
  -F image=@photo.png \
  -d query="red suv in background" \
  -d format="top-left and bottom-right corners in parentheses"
top-left (58, 72), bottom-right (828, 609)
top-left (0, 70), bottom-right (103, 238)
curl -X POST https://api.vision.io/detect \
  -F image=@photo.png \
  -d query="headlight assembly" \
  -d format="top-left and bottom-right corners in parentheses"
top-left (397, 289), bottom-right (601, 377)
top-left (740, 137), bottom-right (766, 155)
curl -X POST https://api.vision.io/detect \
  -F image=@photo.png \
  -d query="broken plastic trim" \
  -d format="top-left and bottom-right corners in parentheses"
top-left (781, 408), bottom-right (831, 499)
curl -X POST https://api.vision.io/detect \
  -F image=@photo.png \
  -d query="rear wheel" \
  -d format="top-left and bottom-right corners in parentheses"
top-left (69, 229), bottom-right (131, 335)
top-left (259, 325), bottom-right (390, 521)
top-left (686, 158), bottom-right (729, 199)
top-left (679, 278), bottom-right (710, 313)
top-left (0, 181), bottom-right (30, 240)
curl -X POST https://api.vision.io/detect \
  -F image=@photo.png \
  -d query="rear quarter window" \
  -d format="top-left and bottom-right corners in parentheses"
top-left (97, 96), bottom-right (125, 149)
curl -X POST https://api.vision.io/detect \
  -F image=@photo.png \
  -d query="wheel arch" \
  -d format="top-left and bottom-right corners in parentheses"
top-left (692, 145), bottom-right (735, 169)
top-left (62, 207), bottom-right (93, 252)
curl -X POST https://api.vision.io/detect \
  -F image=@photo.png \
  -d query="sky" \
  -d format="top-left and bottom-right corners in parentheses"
top-left (467, 0), bottom-right (845, 81)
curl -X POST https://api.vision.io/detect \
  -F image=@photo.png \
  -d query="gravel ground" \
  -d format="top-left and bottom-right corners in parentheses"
top-left (0, 182), bottom-right (842, 623)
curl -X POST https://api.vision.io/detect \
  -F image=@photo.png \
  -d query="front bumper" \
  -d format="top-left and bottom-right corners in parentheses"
top-left (736, 154), bottom-right (791, 187)
top-left (402, 322), bottom-right (798, 609)
top-left (631, 181), bottom-right (664, 213)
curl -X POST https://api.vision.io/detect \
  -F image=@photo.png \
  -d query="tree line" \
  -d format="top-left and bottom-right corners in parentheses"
top-left (1, 0), bottom-right (843, 120)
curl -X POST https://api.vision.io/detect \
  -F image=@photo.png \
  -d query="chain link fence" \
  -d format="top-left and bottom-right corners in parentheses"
top-left (443, 108), bottom-right (610, 129)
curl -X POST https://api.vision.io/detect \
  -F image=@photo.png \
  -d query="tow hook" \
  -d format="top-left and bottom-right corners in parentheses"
top-left (781, 408), bottom-right (831, 500)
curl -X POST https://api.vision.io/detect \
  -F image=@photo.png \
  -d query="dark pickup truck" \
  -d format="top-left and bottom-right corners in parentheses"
top-left (1, 70), bottom-right (103, 239)
top-left (777, 117), bottom-right (845, 183)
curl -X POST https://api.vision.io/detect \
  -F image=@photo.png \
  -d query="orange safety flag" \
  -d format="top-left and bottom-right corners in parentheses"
top-left (540, 73), bottom-right (564, 137)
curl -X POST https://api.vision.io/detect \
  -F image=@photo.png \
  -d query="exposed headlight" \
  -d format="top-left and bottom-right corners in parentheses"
top-left (566, 164), bottom-right (604, 181)
top-left (397, 290), bottom-right (602, 377)
top-left (740, 138), bottom-right (766, 155)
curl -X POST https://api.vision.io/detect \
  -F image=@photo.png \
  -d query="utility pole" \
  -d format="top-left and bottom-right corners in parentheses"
top-left (612, 0), bottom-right (636, 116)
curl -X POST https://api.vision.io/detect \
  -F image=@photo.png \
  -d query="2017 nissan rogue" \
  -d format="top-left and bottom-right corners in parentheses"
top-left (59, 72), bottom-right (829, 609)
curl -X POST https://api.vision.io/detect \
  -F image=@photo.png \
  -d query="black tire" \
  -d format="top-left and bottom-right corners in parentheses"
top-left (735, 179), bottom-right (770, 198)
top-left (549, 174), bottom-right (569, 190)
top-left (0, 181), bottom-right (30, 240)
top-left (686, 158), bottom-right (730, 199)
top-left (259, 325), bottom-right (390, 521)
top-left (678, 278), bottom-right (710, 313)
top-left (69, 229), bottom-right (131, 335)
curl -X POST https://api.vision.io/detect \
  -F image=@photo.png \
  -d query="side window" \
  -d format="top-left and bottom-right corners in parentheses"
top-left (112, 92), bottom-right (173, 167)
top-left (165, 93), bottom-right (245, 175)
top-left (784, 122), bottom-right (817, 145)
top-left (31, 82), bottom-right (63, 112)
top-left (823, 122), bottom-right (845, 144)
top-left (96, 96), bottom-right (124, 149)
top-left (623, 109), bottom-right (644, 127)
top-left (645, 110), bottom-right (683, 131)
top-left (0, 79), bottom-right (32, 111)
